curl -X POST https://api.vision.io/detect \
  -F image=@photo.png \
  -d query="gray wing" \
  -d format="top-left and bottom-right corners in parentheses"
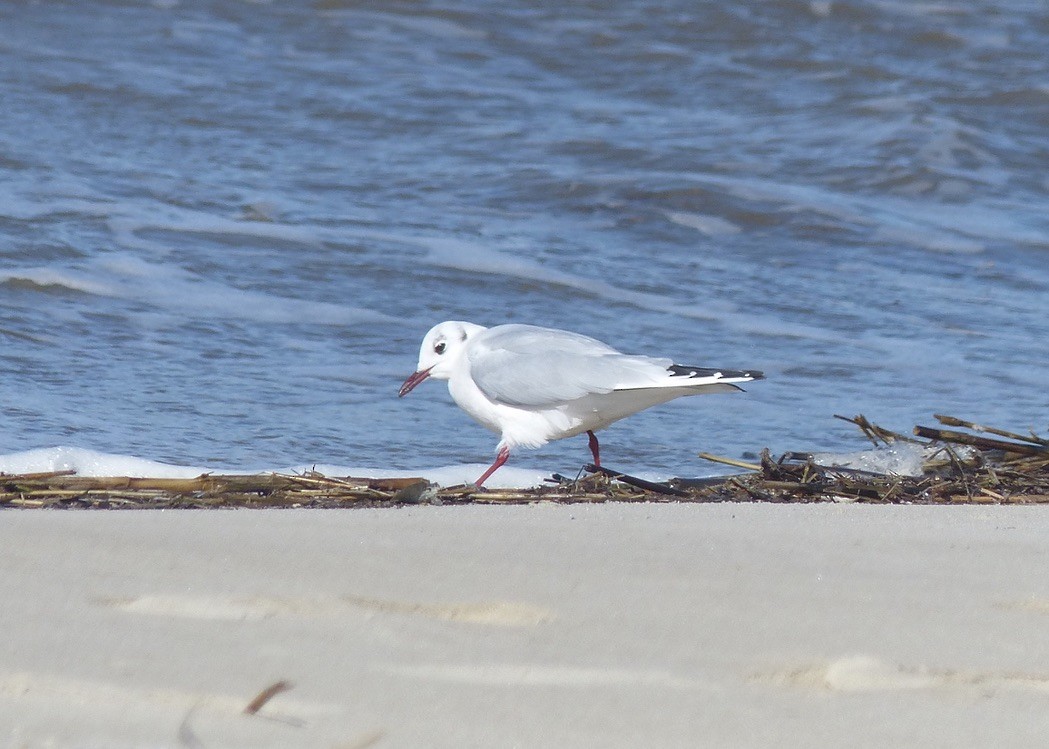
top-left (467, 324), bottom-right (673, 408)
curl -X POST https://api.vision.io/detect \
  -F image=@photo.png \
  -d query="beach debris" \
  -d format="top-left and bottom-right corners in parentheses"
top-left (931, 414), bottom-right (1049, 446)
top-left (244, 680), bottom-right (293, 715)
top-left (0, 414), bottom-right (1044, 507)
top-left (712, 414), bottom-right (1047, 504)
top-left (390, 480), bottom-right (439, 504)
top-left (583, 464), bottom-right (690, 497)
top-left (832, 414), bottom-right (922, 445)
top-left (696, 453), bottom-right (762, 472)
top-left (913, 424), bottom-right (1046, 456)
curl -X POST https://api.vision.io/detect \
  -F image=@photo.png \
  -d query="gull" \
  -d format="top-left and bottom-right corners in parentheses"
top-left (399, 321), bottom-right (764, 486)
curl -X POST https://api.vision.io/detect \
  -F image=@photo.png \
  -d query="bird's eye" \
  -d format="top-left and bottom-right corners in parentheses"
top-left (434, 341), bottom-right (446, 355)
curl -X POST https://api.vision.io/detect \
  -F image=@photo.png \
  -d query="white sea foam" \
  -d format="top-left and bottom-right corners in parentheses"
top-left (5, 254), bottom-right (397, 326)
top-left (105, 254), bottom-right (398, 325)
top-left (664, 211), bottom-right (741, 236)
top-left (364, 11), bottom-right (489, 40)
top-left (811, 442), bottom-right (932, 478)
top-left (107, 210), bottom-right (324, 253)
top-left (0, 448), bottom-right (549, 488)
top-left (297, 464), bottom-right (550, 489)
top-left (674, 171), bottom-right (1047, 253)
top-left (0, 447), bottom-right (208, 479)
top-left (0, 268), bottom-right (114, 297)
top-left (0, 193), bottom-right (116, 222)
top-left (423, 237), bottom-right (842, 344)
top-left (0, 181), bottom-right (362, 253)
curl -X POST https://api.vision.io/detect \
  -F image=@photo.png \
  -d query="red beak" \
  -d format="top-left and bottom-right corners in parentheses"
top-left (398, 366), bottom-right (433, 397)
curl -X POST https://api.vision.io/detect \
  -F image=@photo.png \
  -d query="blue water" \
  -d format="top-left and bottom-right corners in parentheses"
top-left (1, 1), bottom-right (1047, 480)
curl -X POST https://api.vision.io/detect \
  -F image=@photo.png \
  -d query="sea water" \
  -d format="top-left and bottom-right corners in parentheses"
top-left (1, 1), bottom-right (1047, 484)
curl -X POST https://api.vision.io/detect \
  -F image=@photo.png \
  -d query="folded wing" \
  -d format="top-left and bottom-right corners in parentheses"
top-left (467, 324), bottom-right (759, 408)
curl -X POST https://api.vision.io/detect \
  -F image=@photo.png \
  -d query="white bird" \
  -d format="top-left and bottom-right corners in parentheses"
top-left (399, 321), bottom-right (763, 486)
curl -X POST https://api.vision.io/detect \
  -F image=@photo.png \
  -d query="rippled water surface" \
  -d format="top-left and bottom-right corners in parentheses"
top-left (2, 0), bottom-right (1047, 478)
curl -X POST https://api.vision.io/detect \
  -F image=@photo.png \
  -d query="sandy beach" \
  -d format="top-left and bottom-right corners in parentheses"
top-left (3, 503), bottom-right (1049, 747)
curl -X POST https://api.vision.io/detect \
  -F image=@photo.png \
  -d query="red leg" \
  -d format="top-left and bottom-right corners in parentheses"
top-left (475, 446), bottom-right (510, 487)
top-left (586, 430), bottom-right (600, 467)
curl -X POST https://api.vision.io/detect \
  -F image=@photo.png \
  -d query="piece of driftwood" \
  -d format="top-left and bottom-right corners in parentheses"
top-left (1, 414), bottom-right (1045, 508)
top-left (913, 425), bottom-right (1047, 456)
top-left (696, 453), bottom-right (762, 471)
top-left (933, 414), bottom-right (1049, 446)
top-left (583, 464), bottom-right (690, 497)
top-left (833, 414), bottom-right (922, 445)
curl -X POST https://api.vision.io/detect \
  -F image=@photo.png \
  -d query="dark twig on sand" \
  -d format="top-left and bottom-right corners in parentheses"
top-left (244, 680), bottom-right (293, 716)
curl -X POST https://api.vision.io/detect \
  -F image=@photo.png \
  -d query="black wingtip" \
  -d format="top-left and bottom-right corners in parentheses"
top-left (668, 364), bottom-right (765, 381)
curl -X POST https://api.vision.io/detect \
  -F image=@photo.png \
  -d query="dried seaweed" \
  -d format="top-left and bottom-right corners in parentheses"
top-left (696, 414), bottom-right (1049, 505)
top-left (2, 414), bottom-right (1046, 508)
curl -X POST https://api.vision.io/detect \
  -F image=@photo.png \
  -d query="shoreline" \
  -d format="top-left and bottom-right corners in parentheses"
top-left (3, 415), bottom-right (1045, 509)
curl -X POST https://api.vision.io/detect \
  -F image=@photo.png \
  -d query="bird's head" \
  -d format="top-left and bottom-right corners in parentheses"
top-left (398, 321), bottom-right (487, 397)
